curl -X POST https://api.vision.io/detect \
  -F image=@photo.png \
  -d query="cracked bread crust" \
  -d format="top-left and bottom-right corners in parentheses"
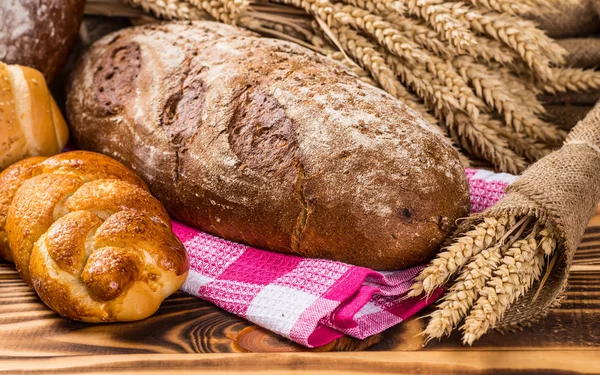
top-left (67, 21), bottom-right (470, 270)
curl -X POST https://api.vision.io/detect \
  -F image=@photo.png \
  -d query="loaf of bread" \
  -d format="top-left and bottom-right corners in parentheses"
top-left (0, 62), bottom-right (69, 171)
top-left (0, 0), bottom-right (85, 82)
top-left (0, 151), bottom-right (188, 322)
top-left (67, 22), bottom-right (470, 270)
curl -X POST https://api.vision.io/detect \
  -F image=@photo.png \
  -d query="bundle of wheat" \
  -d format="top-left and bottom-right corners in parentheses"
top-left (86, 0), bottom-right (599, 174)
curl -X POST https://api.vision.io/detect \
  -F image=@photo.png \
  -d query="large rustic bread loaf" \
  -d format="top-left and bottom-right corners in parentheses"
top-left (67, 21), bottom-right (470, 270)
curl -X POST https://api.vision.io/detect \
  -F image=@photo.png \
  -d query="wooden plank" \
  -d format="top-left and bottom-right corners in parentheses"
top-left (0, 351), bottom-right (599, 374)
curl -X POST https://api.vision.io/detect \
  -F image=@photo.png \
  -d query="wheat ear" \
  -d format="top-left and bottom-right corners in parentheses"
top-left (453, 56), bottom-right (564, 143)
top-left (461, 225), bottom-right (557, 345)
top-left (424, 244), bottom-right (503, 340)
top-left (121, 0), bottom-right (210, 19)
top-left (330, 4), bottom-right (432, 65)
top-left (338, 0), bottom-right (406, 15)
top-left (540, 68), bottom-right (600, 94)
top-left (398, 0), bottom-right (476, 52)
top-left (451, 6), bottom-right (567, 80)
top-left (187, 0), bottom-right (249, 24)
top-left (492, 124), bottom-right (553, 163)
top-left (466, 0), bottom-right (532, 15)
top-left (453, 113), bottom-right (528, 174)
top-left (409, 216), bottom-right (513, 297)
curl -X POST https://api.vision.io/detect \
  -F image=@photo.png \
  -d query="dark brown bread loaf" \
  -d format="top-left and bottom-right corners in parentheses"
top-left (67, 21), bottom-right (470, 270)
top-left (0, 0), bottom-right (85, 82)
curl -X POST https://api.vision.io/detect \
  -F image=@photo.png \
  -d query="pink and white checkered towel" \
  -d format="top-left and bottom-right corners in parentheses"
top-left (174, 168), bottom-right (517, 348)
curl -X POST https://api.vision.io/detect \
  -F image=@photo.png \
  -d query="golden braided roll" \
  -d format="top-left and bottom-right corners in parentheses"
top-left (0, 151), bottom-right (189, 322)
top-left (0, 62), bottom-right (69, 170)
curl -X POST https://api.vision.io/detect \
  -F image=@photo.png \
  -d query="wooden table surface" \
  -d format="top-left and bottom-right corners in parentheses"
top-left (0, 209), bottom-right (599, 374)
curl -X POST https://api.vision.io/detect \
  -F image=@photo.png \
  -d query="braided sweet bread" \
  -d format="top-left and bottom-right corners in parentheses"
top-left (0, 151), bottom-right (188, 322)
top-left (0, 62), bottom-right (69, 170)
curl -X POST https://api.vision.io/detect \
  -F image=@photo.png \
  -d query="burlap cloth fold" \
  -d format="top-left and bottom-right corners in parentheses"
top-left (531, 0), bottom-right (600, 38)
top-left (558, 38), bottom-right (600, 68)
top-left (470, 100), bottom-right (600, 328)
top-left (545, 104), bottom-right (594, 130)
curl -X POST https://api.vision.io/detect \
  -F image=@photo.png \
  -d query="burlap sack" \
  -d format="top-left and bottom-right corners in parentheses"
top-left (540, 90), bottom-right (600, 105)
top-left (558, 38), bottom-right (600, 68)
top-left (462, 101), bottom-right (600, 328)
top-left (544, 104), bottom-right (593, 130)
top-left (531, 0), bottom-right (600, 38)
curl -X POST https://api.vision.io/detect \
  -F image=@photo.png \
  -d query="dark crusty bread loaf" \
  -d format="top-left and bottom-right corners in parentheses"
top-left (67, 21), bottom-right (470, 270)
top-left (0, 0), bottom-right (85, 82)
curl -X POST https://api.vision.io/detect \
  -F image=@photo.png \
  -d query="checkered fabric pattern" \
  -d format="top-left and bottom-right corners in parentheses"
top-left (174, 168), bottom-right (514, 347)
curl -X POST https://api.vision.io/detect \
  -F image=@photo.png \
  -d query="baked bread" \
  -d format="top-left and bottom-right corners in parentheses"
top-left (0, 62), bottom-right (69, 171)
top-left (0, 151), bottom-right (188, 322)
top-left (67, 21), bottom-right (470, 270)
top-left (0, 0), bottom-right (85, 82)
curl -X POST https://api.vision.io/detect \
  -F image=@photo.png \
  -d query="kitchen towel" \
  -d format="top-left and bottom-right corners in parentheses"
top-left (174, 168), bottom-right (516, 347)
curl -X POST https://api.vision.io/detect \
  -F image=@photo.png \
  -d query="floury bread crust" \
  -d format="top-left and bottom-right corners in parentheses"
top-left (0, 0), bottom-right (85, 82)
top-left (67, 21), bottom-right (470, 270)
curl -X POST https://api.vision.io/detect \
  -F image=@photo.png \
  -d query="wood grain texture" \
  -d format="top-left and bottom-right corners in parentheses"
top-left (0, 207), bottom-right (597, 373)
top-left (0, 351), bottom-right (599, 374)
